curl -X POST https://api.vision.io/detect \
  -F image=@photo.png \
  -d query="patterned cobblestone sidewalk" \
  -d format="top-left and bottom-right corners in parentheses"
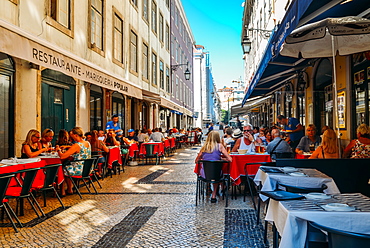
top-left (0, 146), bottom-right (269, 247)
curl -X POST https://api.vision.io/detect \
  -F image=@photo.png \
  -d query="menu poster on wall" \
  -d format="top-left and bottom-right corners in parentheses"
top-left (354, 70), bottom-right (365, 85)
top-left (338, 91), bottom-right (346, 129)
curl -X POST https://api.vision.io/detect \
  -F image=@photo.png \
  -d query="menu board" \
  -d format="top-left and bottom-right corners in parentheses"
top-left (338, 91), bottom-right (345, 129)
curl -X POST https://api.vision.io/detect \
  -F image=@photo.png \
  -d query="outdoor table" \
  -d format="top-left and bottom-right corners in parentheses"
top-left (139, 142), bottom-right (165, 156)
top-left (229, 153), bottom-right (271, 185)
top-left (265, 193), bottom-right (370, 248)
top-left (254, 167), bottom-right (340, 201)
top-left (107, 146), bottom-right (123, 169)
top-left (295, 153), bottom-right (311, 159)
top-left (127, 143), bottom-right (139, 158)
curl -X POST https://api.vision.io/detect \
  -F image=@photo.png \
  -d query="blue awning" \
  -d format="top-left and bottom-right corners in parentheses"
top-left (242, 0), bottom-right (370, 106)
top-left (170, 110), bottom-right (183, 115)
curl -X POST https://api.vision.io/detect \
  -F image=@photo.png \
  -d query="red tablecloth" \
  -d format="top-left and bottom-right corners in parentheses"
top-left (107, 147), bottom-right (123, 169)
top-left (169, 138), bottom-right (176, 148)
top-left (164, 139), bottom-right (170, 149)
top-left (229, 154), bottom-right (271, 185)
top-left (0, 160), bottom-right (47, 187)
top-left (295, 154), bottom-right (311, 159)
top-left (128, 143), bottom-right (139, 158)
top-left (40, 157), bottom-right (64, 185)
top-left (139, 142), bottom-right (164, 156)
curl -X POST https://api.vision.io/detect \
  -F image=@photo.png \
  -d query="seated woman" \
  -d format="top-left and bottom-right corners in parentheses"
top-left (343, 123), bottom-right (370, 158)
top-left (263, 128), bottom-right (273, 146)
top-left (56, 129), bottom-right (72, 151)
top-left (55, 127), bottom-right (91, 196)
top-left (21, 129), bottom-right (48, 158)
top-left (295, 124), bottom-right (321, 154)
top-left (309, 129), bottom-right (339, 159)
top-left (90, 130), bottom-right (109, 177)
top-left (40, 128), bottom-right (54, 150)
top-left (195, 131), bottom-right (232, 203)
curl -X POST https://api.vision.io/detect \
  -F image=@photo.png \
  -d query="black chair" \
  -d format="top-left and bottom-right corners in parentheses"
top-left (270, 152), bottom-right (294, 162)
top-left (5, 167), bottom-right (45, 218)
top-left (278, 183), bottom-right (328, 194)
top-left (141, 143), bottom-right (159, 165)
top-left (309, 221), bottom-right (370, 248)
top-left (0, 174), bottom-right (22, 232)
top-left (91, 155), bottom-right (103, 189)
top-left (196, 160), bottom-right (230, 207)
top-left (63, 158), bottom-right (98, 199)
top-left (32, 164), bottom-right (65, 209)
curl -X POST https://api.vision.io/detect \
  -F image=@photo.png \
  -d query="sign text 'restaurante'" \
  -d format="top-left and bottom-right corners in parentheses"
top-left (32, 48), bottom-right (128, 92)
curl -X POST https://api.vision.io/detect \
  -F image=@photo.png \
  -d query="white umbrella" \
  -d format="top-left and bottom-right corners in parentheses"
top-left (280, 16), bottom-right (370, 157)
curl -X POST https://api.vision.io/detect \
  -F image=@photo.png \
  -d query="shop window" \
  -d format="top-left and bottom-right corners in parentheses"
top-left (112, 92), bottom-right (125, 132)
top-left (90, 0), bottom-right (104, 51)
top-left (90, 85), bottom-right (103, 131)
top-left (113, 12), bottom-right (123, 65)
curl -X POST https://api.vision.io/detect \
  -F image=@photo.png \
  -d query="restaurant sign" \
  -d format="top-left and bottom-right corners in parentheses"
top-left (0, 22), bottom-right (142, 99)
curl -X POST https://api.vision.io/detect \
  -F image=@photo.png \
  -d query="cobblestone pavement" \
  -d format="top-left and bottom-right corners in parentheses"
top-left (0, 146), bottom-right (271, 248)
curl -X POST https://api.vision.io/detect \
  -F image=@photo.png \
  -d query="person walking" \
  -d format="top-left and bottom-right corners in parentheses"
top-left (276, 115), bottom-right (304, 150)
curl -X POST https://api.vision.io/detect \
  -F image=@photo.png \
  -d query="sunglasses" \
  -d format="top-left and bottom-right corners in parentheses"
top-left (243, 130), bottom-right (253, 133)
top-left (33, 135), bottom-right (41, 139)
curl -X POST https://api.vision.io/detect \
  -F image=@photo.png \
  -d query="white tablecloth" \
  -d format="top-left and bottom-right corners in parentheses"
top-left (265, 193), bottom-right (370, 248)
top-left (254, 167), bottom-right (340, 201)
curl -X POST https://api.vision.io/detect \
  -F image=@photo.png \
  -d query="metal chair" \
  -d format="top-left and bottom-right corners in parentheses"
top-left (5, 167), bottom-right (45, 218)
top-left (32, 164), bottom-right (65, 209)
top-left (309, 221), bottom-right (370, 248)
top-left (63, 158), bottom-right (98, 199)
top-left (196, 160), bottom-right (230, 207)
top-left (0, 174), bottom-right (22, 232)
top-left (141, 143), bottom-right (159, 165)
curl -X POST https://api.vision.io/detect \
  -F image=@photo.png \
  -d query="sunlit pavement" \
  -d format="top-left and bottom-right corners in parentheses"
top-left (0, 146), bottom-right (270, 248)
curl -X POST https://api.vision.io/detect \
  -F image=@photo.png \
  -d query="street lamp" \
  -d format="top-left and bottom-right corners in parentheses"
top-left (171, 62), bottom-right (191, 80)
top-left (241, 38), bottom-right (251, 54)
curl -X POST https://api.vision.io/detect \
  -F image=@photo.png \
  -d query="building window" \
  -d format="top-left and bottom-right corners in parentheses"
top-left (113, 13), bottom-right (123, 64)
top-left (142, 43), bottom-right (149, 80)
top-left (166, 0), bottom-right (169, 8)
top-left (159, 13), bottom-right (164, 43)
top-left (142, 0), bottom-right (149, 22)
top-left (152, 53), bottom-right (157, 85)
top-left (151, 1), bottom-right (157, 34)
top-left (160, 60), bottom-right (164, 89)
top-left (131, 0), bottom-right (138, 7)
top-left (90, 0), bottom-right (103, 50)
top-left (50, 0), bottom-right (71, 28)
top-left (165, 23), bottom-right (170, 51)
top-left (130, 30), bottom-right (138, 73)
top-left (176, 77), bottom-right (179, 99)
top-left (166, 66), bottom-right (170, 92)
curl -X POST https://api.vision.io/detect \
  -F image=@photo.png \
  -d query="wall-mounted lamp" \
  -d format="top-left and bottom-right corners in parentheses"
top-left (285, 82), bottom-right (294, 102)
top-left (171, 62), bottom-right (191, 80)
top-left (241, 38), bottom-right (251, 54)
top-left (29, 62), bottom-right (40, 70)
top-left (297, 71), bottom-right (309, 92)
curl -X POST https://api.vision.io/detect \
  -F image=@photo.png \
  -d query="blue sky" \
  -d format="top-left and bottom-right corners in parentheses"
top-left (182, 0), bottom-right (245, 89)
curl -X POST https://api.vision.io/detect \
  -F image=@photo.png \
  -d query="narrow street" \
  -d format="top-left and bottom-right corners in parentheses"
top-left (1, 146), bottom-right (268, 248)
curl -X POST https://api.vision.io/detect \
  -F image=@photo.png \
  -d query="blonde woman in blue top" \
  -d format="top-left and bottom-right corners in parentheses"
top-left (56, 127), bottom-right (91, 196)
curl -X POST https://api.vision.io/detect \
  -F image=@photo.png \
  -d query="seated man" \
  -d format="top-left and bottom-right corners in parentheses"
top-left (149, 128), bottom-right (165, 142)
top-left (232, 124), bottom-right (262, 153)
top-left (266, 129), bottom-right (293, 160)
top-left (122, 129), bottom-right (138, 145)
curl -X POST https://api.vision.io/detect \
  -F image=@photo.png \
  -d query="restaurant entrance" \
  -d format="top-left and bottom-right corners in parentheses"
top-left (41, 69), bottom-right (76, 136)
